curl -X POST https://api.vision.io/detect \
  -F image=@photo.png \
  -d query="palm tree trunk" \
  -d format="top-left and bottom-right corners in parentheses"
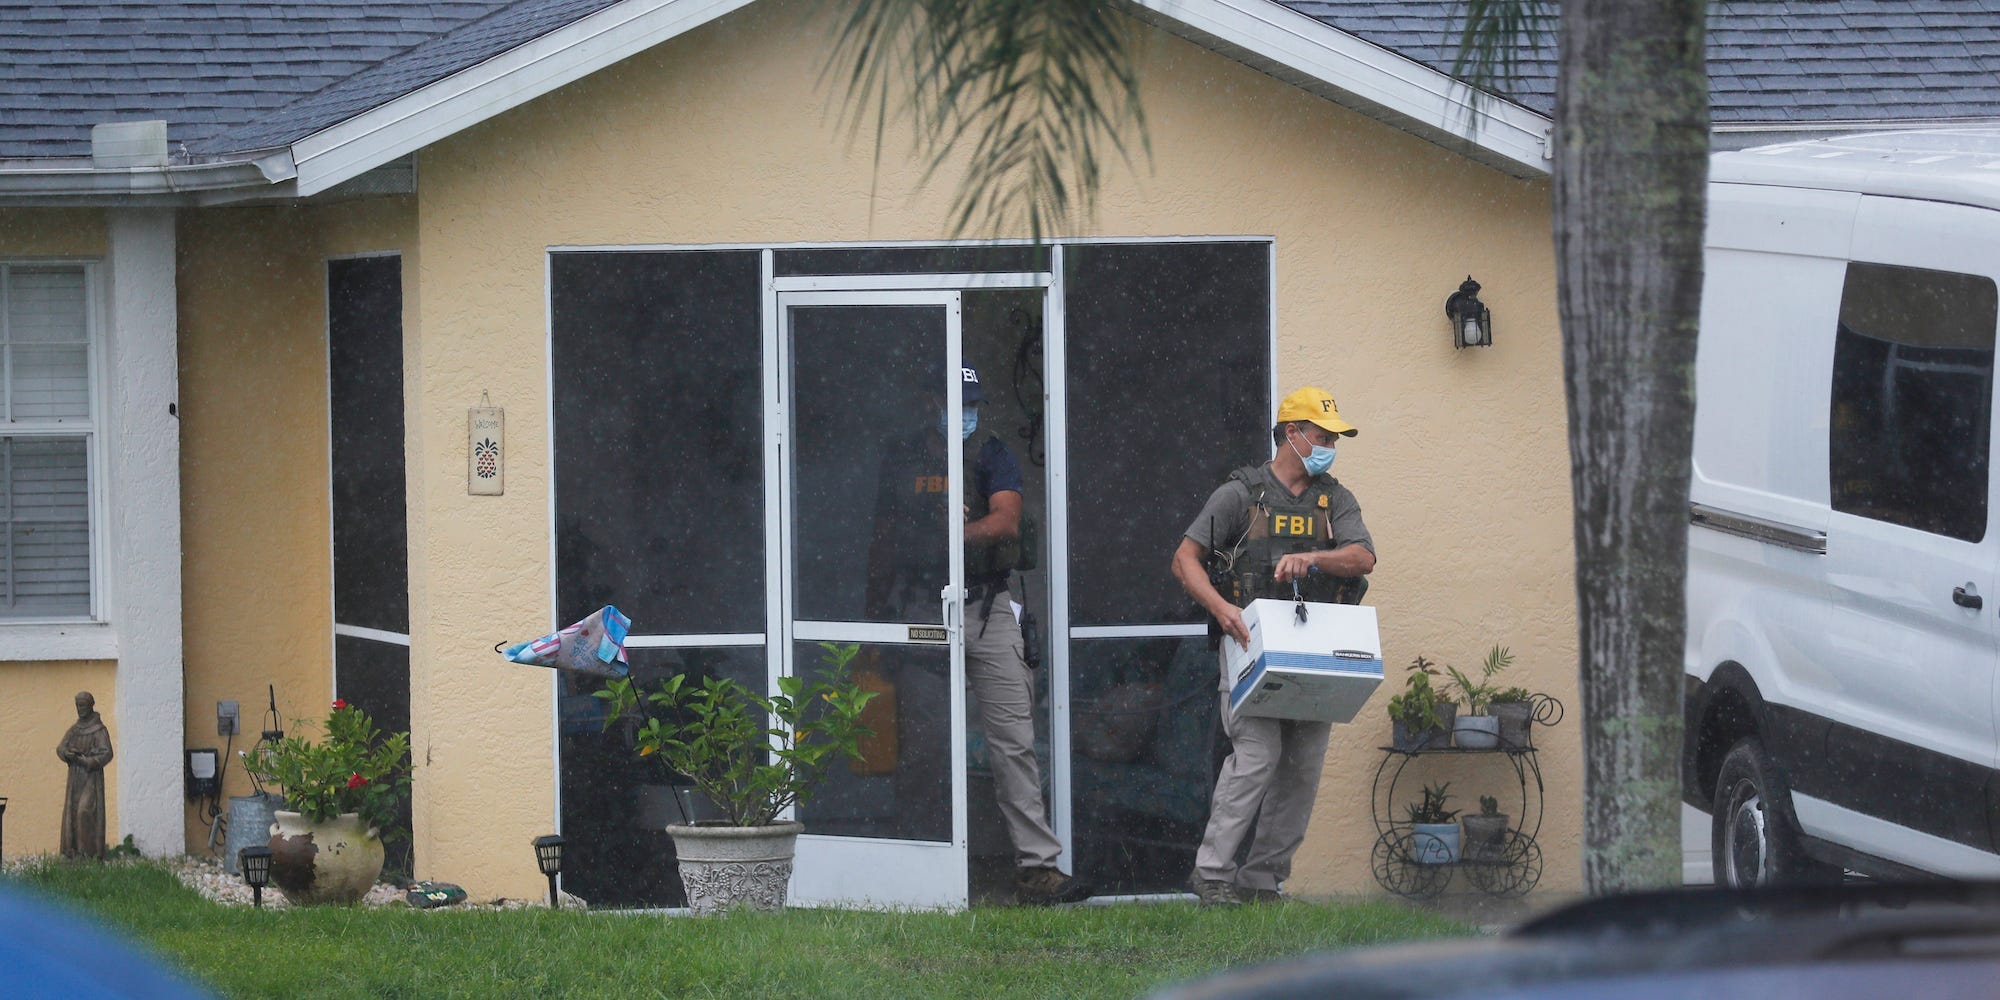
top-left (1554, 0), bottom-right (1709, 893)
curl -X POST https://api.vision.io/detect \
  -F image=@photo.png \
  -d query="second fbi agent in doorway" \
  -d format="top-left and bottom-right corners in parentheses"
top-left (1170, 386), bottom-right (1376, 906)
top-left (867, 365), bottom-right (1091, 905)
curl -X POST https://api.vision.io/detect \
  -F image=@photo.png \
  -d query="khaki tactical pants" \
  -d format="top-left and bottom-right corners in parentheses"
top-left (894, 589), bottom-right (1062, 868)
top-left (965, 590), bottom-right (1063, 869)
top-left (1193, 675), bottom-right (1333, 890)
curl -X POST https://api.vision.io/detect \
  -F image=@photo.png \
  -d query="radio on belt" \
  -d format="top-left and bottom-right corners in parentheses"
top-left (1224, 598), bottom-right (1383, 722)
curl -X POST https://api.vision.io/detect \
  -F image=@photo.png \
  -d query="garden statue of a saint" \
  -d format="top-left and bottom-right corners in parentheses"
top-left (56, 691), bottom-right (113, 860)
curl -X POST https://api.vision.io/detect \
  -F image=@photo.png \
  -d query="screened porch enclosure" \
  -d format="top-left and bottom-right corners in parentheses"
top-left (549, 240), bottom-right (1271, 907)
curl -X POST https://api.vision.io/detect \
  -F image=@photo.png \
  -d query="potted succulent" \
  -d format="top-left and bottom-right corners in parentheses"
top-left (596, 640), bottom-right (875, 915)
top-left (1405, 782), bottom-right (1461, 864)
top-left (1386, 656), bottom-right (1457, 750)
top-left (1461, 794), bottom-right (1510, 863)
top-left (1490, 686), bottom-right (1535, 749)
top-left (242, 700), bottom-right (411, 906)
top-left (1446, 646), bottom-right (1515, 750)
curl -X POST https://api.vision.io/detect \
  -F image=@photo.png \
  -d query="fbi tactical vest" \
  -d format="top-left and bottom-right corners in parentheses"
top-left (888, 433), bottom-right (1022, 592)
top-left (1222, 465), bottom-right (1362, 605)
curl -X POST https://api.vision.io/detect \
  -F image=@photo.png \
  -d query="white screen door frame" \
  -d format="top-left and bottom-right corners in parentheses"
top-left (774, 288), bottom-right (971, 908)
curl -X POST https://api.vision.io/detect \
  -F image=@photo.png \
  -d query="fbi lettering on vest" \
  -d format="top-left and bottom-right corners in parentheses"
top-left (1269, 512), bottom-right (1316, 538)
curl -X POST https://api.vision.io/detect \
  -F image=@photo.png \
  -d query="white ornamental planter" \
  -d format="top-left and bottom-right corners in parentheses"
top-left (1411, 822), bottom-right (1461, 865)
top-left (667, 821), bottom-right (802, 915)
top-left (1454, 715), bottom-right (1502, 750)
top-left (268, 810), bottom-right (384, 906)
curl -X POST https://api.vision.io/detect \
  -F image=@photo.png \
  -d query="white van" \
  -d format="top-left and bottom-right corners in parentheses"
top-left (1686, 129), bottom-right (2000, 887)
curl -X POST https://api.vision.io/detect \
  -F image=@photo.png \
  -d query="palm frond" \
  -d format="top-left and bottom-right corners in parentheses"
top-left (824, 0), bottom-right (1148, 240)
top-left (1448, 0), bottom-right (1555, 135)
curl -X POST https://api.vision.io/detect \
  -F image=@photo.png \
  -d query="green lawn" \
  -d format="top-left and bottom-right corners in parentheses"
top-left (7, 860), bottom-right (1469, 999)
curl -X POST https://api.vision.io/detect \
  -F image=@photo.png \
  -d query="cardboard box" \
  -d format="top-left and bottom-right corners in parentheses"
top-left (1225, 599), bottom-right (1383, 723)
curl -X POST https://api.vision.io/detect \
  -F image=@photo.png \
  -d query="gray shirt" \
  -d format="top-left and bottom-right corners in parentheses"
top-left (1182, 463), bottom-right (1374, 559)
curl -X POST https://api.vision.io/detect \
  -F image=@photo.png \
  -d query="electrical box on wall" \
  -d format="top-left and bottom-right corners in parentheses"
top-left (185, 748), bottom-right (219, 800)
top-left (216, 700), bottom-right (239, 737)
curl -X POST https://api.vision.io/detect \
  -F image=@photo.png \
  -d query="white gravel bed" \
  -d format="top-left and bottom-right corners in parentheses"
top-left (7, 853), bottom-right (587, 911)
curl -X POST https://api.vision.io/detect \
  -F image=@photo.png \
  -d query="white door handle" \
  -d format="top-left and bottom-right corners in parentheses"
top-left (941, 585), bottom-right (962, 636)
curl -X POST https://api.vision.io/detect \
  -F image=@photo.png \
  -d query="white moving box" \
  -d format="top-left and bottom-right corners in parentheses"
top-left (1224, 598), bottom-right (1383, 722)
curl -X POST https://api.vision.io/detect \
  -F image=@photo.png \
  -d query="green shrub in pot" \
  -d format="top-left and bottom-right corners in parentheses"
top-left (1386, 657), bottom-right (1456, 750)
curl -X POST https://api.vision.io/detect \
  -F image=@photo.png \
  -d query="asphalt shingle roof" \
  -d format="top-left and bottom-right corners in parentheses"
top-left (193, 0), bottom-right (624, 154)
top-left (1282, 0), bottom-right (2000, 123)
top-left (7, 0), bottom-right (2000, 165)
top-left (0, 1), bottom-right (525, 160)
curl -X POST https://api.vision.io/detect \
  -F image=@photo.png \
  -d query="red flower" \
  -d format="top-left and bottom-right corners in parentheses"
top-left (332, 699), bottom-right (349, 710)
top-left (347, 773), bottom-right (368, 789)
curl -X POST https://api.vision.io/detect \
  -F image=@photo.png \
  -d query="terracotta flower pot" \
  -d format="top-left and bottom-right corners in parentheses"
top-left (667, 821), bottom-right (802, 915)
top-left (268, 810), bottom-right (384, 906)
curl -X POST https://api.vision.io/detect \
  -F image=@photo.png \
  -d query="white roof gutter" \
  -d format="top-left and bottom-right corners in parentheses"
top-left (0, 121), bottom-right (296, 206)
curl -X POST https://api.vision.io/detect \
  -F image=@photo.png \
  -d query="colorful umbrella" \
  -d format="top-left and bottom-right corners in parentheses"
top-left (497, 605), bottom-right (631, 677)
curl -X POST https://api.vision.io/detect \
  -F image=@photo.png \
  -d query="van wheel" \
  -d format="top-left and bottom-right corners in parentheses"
top-left (1711, 737), bottom-right (1839, 887)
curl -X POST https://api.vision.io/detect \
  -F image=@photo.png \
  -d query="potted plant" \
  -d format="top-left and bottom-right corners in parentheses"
top-left (596, 640), bottom-right (875, 915)
top-left (1404, 782), bottom-right (1460, 864)
top-left (1461, 794), bottom-right (1510, 863)
top-left (1446, 646), bottom-right (1515, 750)
top-left (243, 699), bottom-right (411, 906)
top-left (1386, 656), bottom-right (1457, 750)
top-left (1490, 686), bottom-right (1535, 749)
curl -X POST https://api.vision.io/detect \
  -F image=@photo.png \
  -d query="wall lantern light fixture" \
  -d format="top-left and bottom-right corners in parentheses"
top-left (1445, 275), bottom-right (1493, 349)
top-left (533, 834), bottom-right (566, 909)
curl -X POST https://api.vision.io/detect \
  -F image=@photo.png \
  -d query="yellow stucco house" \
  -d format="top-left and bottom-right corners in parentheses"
top-left (0, 0), bottom-right (1964, 905)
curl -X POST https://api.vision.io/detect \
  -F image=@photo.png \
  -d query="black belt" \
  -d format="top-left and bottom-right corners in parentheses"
top-left (966, 578), bottom-right (1008, 637)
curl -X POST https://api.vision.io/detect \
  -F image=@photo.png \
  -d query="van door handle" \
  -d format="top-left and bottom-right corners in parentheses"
top-left (1953, 586), bottom-right (1983, 610)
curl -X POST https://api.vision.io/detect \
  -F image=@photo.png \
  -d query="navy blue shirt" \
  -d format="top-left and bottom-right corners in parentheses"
top-left (972, 435), bottom-right (1024, 500)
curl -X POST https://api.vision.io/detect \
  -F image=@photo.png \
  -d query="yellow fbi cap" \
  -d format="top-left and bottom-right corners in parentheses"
top-left (1276, 386), bottom-right (1358, 437)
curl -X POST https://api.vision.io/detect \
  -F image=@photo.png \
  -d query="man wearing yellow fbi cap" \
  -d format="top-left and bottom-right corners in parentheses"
top-left (1169, 386), bottom-right (1376, 906)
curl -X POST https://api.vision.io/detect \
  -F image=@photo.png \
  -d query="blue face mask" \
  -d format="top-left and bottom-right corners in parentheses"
top-left (940, 407), bottom-right (978, 441)
top-left (1290, 429), bottom-right (1336, 476)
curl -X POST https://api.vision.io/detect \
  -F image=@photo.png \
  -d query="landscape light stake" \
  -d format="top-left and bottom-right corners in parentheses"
top-left (238, 845), bottom-right (272, 908)
top-left (534, 834), bottom-right (565, 909)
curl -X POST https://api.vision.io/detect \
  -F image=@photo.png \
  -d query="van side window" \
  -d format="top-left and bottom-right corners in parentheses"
top-left (1829, 262), bottom-right (1998, 542)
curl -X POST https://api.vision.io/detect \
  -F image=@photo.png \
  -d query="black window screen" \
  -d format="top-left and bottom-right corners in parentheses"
top-left (328, 256), bottom-right (408, 633)
top-left (328, 255), bottom-right (412, 873)
top-left (1830, 262), bottom-right (1997, 542)
top-left (1063, 242), bottom-right (1271, 625)
top-left (774, 245), bottom-right (1049, 277)
top-left (550, 251), bottom-right (765, 633)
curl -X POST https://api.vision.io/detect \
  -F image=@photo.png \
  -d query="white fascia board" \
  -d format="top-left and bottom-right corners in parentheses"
top-left (0, 151), bottom-right (295, 206)
top-left (1124, 0), bottom-right (1551, 176)
top-left (291, 0), bottom-right (757, 196)
top-left (292, 0), bottom-right (1549, 196)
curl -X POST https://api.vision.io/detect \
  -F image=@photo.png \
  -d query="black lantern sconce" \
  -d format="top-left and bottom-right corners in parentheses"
top-left (238, 845), bottom-right (272, 908)
top-left (1445, 275), bottom-right (1493, 349)
top-left (533, 834), bottom-right (565, 909)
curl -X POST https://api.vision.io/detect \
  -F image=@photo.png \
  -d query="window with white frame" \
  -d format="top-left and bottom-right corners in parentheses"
top-left (0, 264), bottom-right (94, 619)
